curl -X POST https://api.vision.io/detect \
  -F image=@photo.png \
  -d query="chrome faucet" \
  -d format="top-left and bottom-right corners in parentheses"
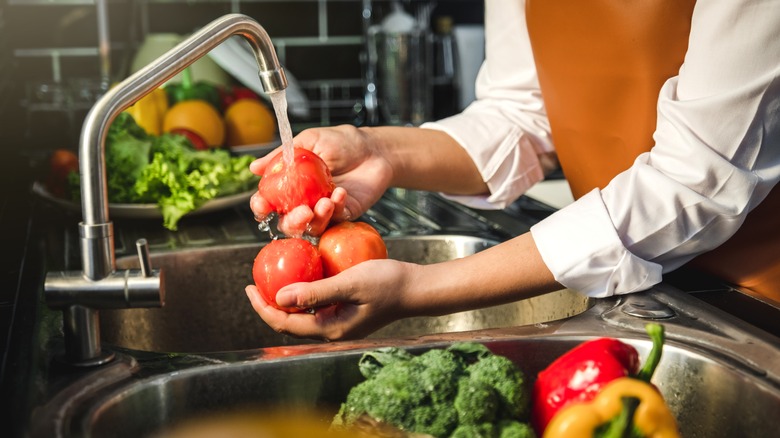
top-left (44, 14), bottom-right (288, 366)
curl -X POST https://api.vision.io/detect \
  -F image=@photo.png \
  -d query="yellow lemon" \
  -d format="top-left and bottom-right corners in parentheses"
top-left (163, 100), bottom-right (225, 147)
top-left (224, 98), bottom-right (277, 146)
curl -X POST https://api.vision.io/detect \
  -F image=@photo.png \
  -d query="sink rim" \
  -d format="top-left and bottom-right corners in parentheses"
top-left (106, 232), bottom-right (592, 354)
top-left (115, 233), bottom-right (505, 260)
top-left (52, 319), bottom-right (780, 438)
top-left (27, 286), bottom-right (780, 438)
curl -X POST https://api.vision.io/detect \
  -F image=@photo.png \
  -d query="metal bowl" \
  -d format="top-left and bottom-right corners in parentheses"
top-left (102, 235), bottom-right (590, 353)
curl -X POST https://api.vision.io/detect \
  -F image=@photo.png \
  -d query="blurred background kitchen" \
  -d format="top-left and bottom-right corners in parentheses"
top-left (0, 0), bottom-right (485, 375)
top-left (0, 0), bottom-right (485, 158)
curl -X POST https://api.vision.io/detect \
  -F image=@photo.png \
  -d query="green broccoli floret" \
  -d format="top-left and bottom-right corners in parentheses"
top-left (334, 360), bottom-right (425, 429)
top-left (496, 420), bottom-right (536, 438)
top-left (450, 420), bottom-right (536, 438)
top-left (454, 377), bottom-right (499, 425)
top-left (451, 423), bottom-right (497, 438)
top-left (411, 404), bottom-right (459, 437)
top-left (411, 348), bottom-right (464, 404)
top-left (466, 354), bottom-right (530, 420)
top-left (332, 342), bottom-right (534, 438)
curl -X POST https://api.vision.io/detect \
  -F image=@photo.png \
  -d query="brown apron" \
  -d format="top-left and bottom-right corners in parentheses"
top-left (525, 0), bottom-right (780, 303)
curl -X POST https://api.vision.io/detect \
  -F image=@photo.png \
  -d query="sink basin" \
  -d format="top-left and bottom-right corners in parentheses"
top-left (103, 235), bottom-right (590, 353)
top-left (47, 327), bottom-right (780, 438)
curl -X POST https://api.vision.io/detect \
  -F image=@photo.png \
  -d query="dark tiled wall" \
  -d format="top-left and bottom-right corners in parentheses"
top-left (2, 0), bottom-right (484, 154)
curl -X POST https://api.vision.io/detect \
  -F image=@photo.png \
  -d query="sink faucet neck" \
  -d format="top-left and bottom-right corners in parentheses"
top-left (48, 13), bottom-right (285, 366)
top-left (80, 13), bottom-right (287, 228)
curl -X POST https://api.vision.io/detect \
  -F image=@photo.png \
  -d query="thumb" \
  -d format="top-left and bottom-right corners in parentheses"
top-left (275, 278), bottom-right (349, 309)
top-left (249, 150), bottom-right (279, 175)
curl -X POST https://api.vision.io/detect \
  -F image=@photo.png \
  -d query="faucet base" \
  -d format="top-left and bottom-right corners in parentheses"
top-left (59, 351), bottom-right (116, 368)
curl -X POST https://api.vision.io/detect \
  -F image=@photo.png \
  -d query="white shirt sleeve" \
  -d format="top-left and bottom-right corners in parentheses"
top-left (531, 0), bottom-right (780, 297)
top-left (421, 0), bottom-right (554, 210)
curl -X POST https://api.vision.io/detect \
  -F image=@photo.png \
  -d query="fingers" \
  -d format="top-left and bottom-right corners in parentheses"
top-left (245, 283), bottom-right (350, 340)
top-left (275, 188), bottom-right (347, 237)
top-left (245, 284), bottom-right (271, 315)
top-left (307, 196), bottom-right (339, 235)
top-left (245, 285), bottom-right (316, 338)
top-left (250, 192), bottom-right (273, 222)
top-left (277, 204), bottom-right (315, 237)
top-left (329, 187), bottom-right (351, 222)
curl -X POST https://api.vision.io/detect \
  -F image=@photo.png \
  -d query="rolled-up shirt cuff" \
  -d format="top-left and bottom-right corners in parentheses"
top-left (422, 117), bottom-right (546, 209)
top-left (530, 189), bottom-right (663, 297)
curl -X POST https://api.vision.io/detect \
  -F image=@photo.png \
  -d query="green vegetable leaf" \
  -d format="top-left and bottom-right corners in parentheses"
top-left (358, 347), bottom-right (414, 379)
top-left (69, 113), bottom-right (259, 231)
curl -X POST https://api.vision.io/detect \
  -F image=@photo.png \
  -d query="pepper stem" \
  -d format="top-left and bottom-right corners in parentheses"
top-left (599, 396), bottom-right (641, 438)
top-left (636, 323), bottom-right (665, 382)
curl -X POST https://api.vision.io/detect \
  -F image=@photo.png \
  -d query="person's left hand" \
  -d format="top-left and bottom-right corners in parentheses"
top-left (245, 258), bottom-right (415, 341)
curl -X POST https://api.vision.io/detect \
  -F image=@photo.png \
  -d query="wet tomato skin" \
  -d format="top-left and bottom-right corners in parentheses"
top-left (258, 147), bottom-right (335, 214)
top-left (253, 238), bottom-right (323, 313)
top-left (318, 221), bottom-right (388, 277)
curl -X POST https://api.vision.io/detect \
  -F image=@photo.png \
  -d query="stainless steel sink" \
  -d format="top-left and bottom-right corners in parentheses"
top-left (103, 235), bottom-right (590, 353)
top-left (32, 287), bottom-right (780, 438)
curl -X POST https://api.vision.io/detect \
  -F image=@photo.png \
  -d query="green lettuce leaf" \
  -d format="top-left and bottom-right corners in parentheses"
top-left (70, 112), bottom-right (259, 231)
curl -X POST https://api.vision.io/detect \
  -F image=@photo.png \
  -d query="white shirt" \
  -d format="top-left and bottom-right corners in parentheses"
top-left (422, 0), bottom-right (780, 298)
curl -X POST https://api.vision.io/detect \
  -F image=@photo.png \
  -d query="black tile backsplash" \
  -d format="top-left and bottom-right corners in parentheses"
top-left (285, 44), bottom-right (363, 81)
top-left (326, 2), bottom-right (365, 37)
top-left (2, 0), bottom-right (484, 152)
top-left (240, 2), bottom-right (322, 38)
top-left (144, 3), bottom-right (235, 35)
top-left (6, 5), bottom-right (134, 49)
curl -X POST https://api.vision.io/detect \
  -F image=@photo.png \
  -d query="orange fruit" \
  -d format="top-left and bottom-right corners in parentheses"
top-left (223, 99), bottom-right (277, 146)
top-left (163, 100), bottom-right (225, 147)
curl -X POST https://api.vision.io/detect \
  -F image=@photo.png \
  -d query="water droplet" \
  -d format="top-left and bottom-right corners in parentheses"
top-left (258, 220), bottom-right (270, 233)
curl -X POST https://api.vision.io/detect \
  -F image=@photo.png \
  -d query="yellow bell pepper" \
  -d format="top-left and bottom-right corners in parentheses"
top-left (124, 87), bottom-right (168, 136)
top-left (543, 377), bottom-right (680, 438)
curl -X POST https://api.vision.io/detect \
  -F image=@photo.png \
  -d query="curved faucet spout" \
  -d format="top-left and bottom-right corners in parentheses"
top-left (47, 14), bottom-right (286, 366)
top-left (79, 13), bottom-right (287, 279)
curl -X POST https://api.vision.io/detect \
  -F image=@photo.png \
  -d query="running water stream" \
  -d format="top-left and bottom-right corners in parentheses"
top-left (270, 90), bottom-right (294, 165)
top-left (259, 89), bottom-right (296, 238)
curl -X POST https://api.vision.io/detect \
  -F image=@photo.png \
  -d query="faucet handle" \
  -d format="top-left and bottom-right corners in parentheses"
top-left (44, 238), bottom-right (165, 365)
top-left (136, 238), bottom-right (152, 277)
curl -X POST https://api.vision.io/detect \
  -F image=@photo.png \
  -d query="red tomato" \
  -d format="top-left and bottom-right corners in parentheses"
top-left (257, 147), bottom-right (335, 214)
top-left (318, 221), bottom-right (387, 277)
top-left (252, 238), bottom-right (323, 313)
top-left (46, 149), bottom-right (79, 198)
top-left (170, 128), bottom-right (209, 150)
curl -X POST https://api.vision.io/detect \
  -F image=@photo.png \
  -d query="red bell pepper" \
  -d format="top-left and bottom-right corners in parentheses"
top-left (532, 324), bottom-right (666, 434)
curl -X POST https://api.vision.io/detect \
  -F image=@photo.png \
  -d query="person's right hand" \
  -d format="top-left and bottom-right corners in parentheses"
top-left (249, 125), bottom-right (393, 236)
top-left (245, 257), bottom-right (416, 341)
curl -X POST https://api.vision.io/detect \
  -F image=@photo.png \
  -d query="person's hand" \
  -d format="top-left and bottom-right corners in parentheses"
top-left (245, 258), bottom-right (414, 341)
top-left (249, 125), bottom-right (393, 236)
